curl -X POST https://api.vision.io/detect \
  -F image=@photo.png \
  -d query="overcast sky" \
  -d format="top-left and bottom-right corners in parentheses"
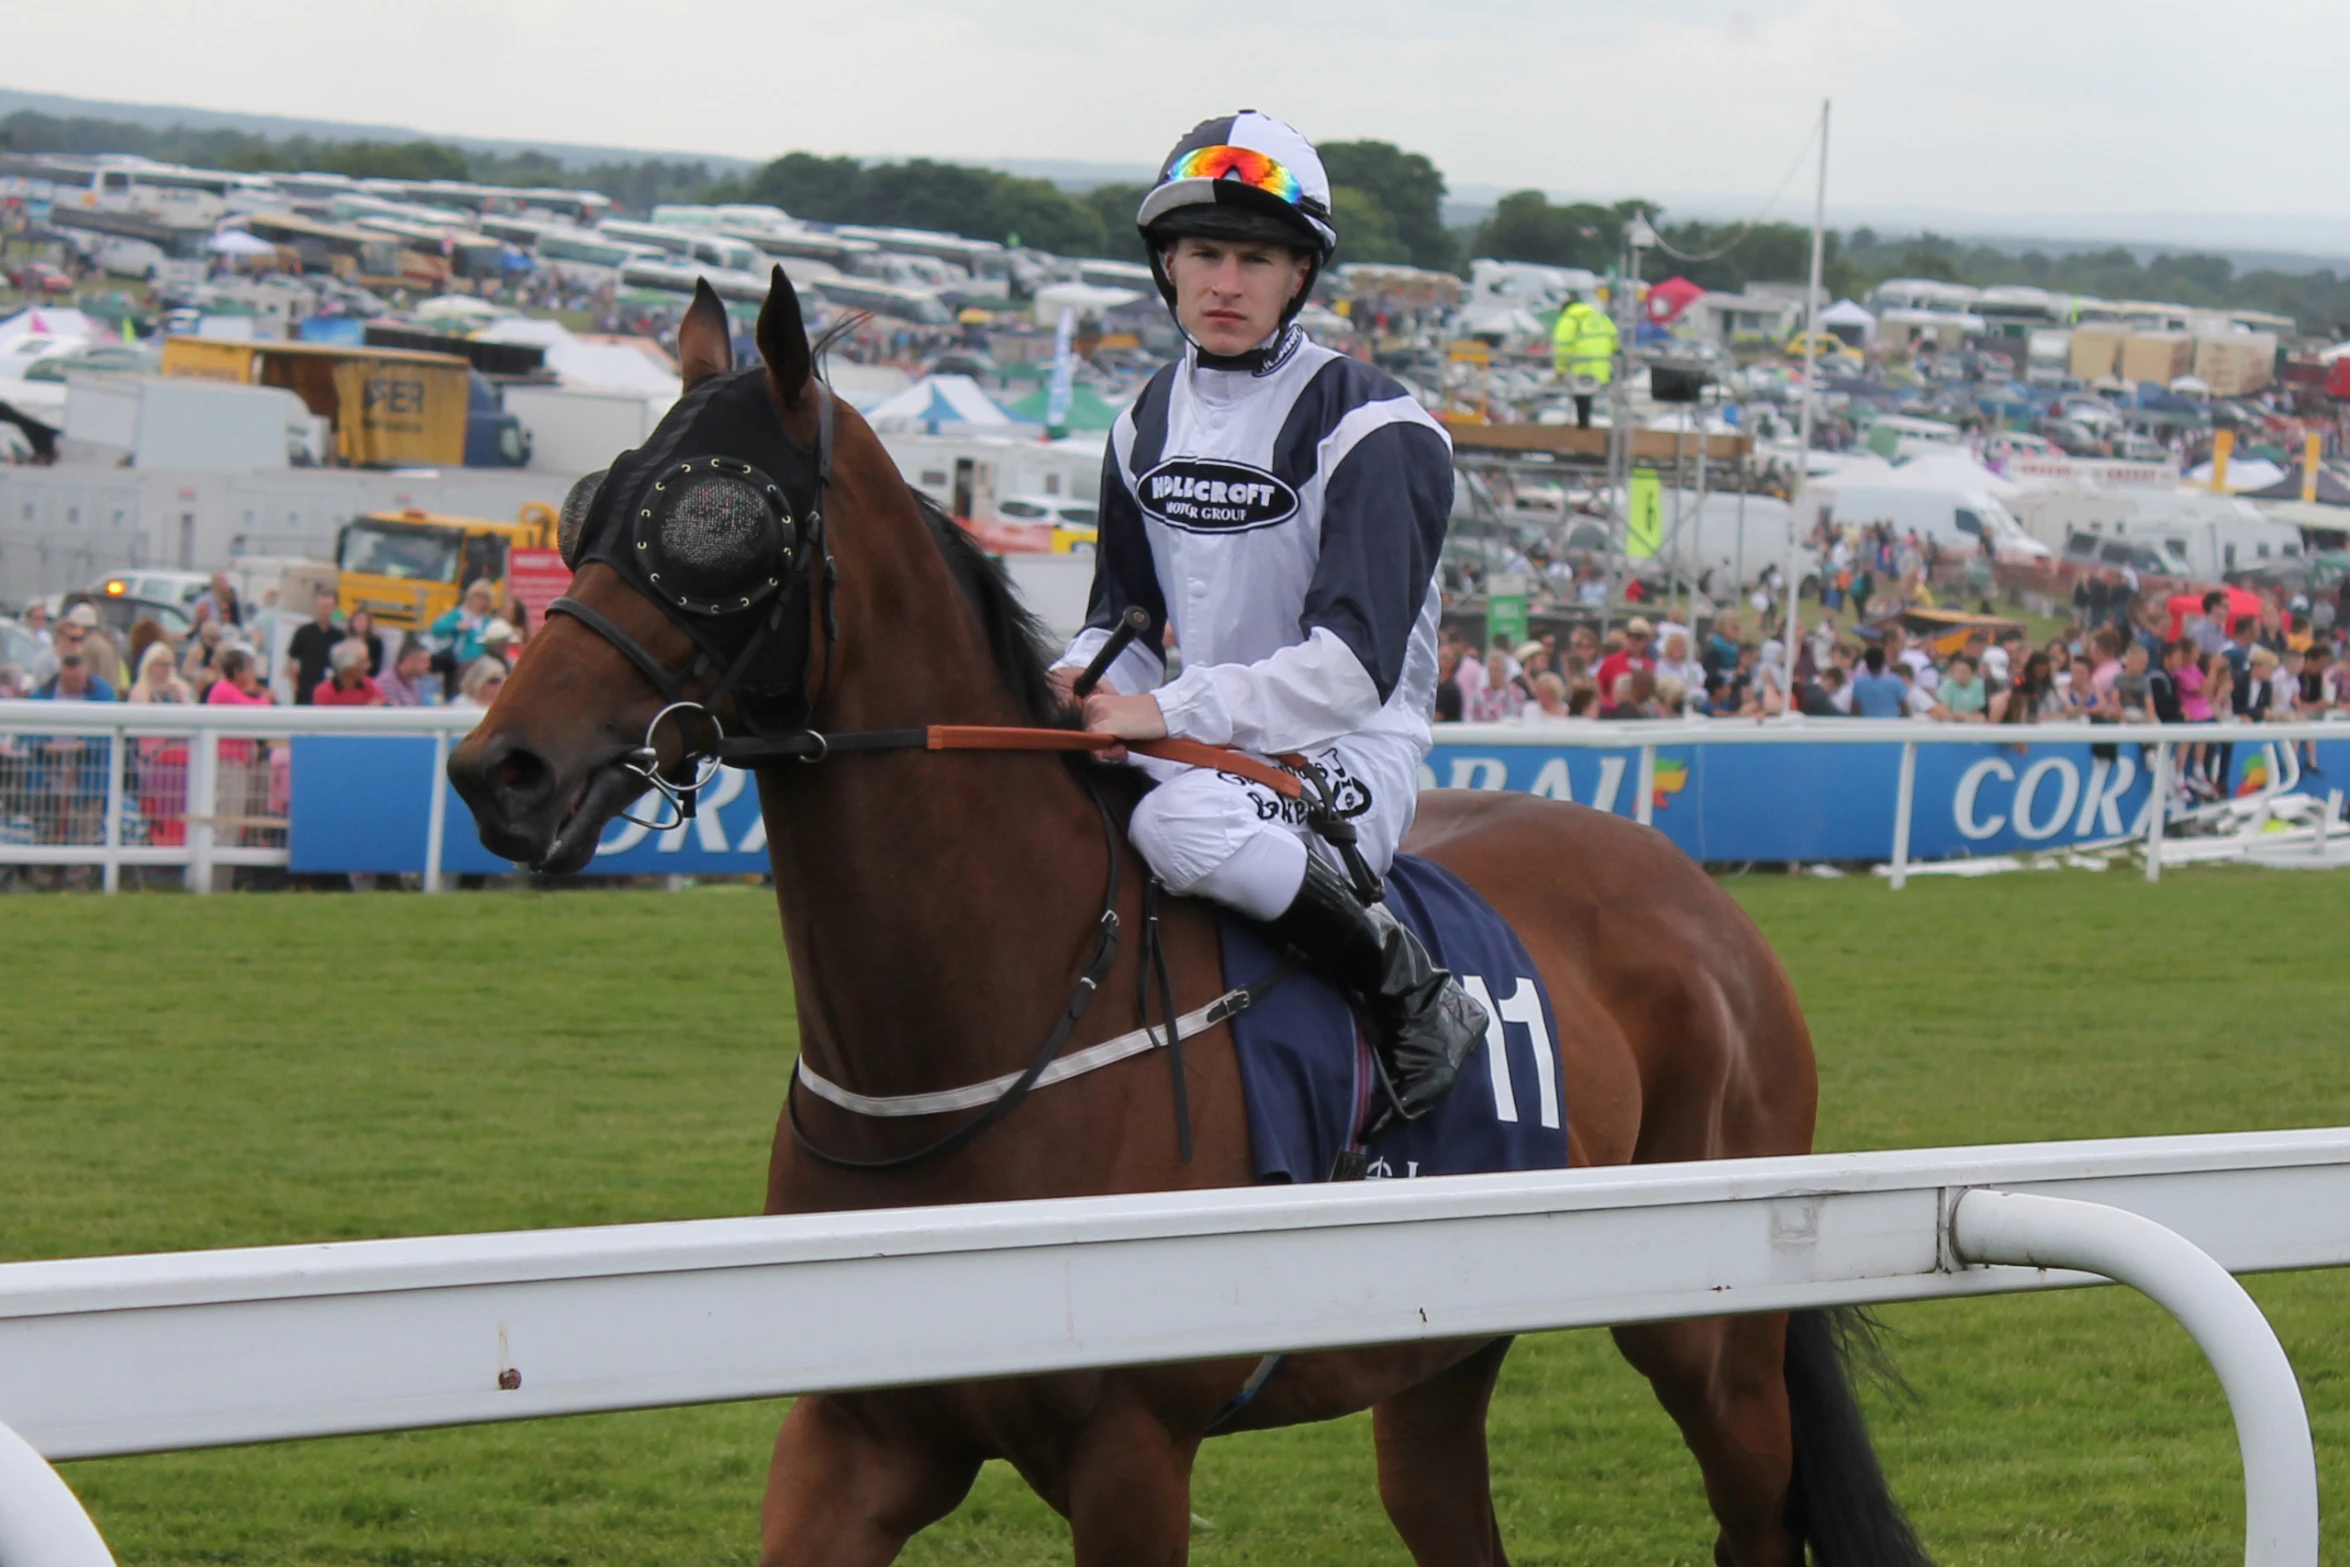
top-left (11, 0), bottom-right (2349, 226)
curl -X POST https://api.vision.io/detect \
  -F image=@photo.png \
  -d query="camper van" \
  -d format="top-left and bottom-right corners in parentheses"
top-left (533, 230), bottom-right (660, 291)
top-left (1828, 484), bottom-right (2051, 563)
top-left (1860, 414), bottom-right (1965, 461)
top-left (879, 432), bottom-right (1100, 525)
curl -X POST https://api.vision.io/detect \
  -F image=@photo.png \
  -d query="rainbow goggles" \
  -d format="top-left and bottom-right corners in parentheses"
top-left (1164, 144), bottom-right (1306, 208)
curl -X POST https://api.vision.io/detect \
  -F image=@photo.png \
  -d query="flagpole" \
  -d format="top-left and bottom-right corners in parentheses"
top-left (1783, 98), bottom-right (1830, 695)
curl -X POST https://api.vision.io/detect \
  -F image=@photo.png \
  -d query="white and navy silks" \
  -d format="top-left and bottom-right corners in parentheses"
top-left (1053, 328), bottom-right (1452, 921)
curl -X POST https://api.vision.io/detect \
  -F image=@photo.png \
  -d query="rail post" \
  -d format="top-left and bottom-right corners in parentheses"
top-left (185, 727), bottom-right (218, 895)
top-left (2144, 739), bottom-right (2169, 883)
top-left (1951, 1189), bottom-right (2318, 1567)
top-left (1635, 743), bottom-right (1656, 827)
top-left (424, 727), bottom-right (450, 895)
top-left (100, 721), bottom-right (125, 896)
top-left (1889, 738), bottom-right (1917, 889)
top-left (0, 1414), bottom-right (115, 1567)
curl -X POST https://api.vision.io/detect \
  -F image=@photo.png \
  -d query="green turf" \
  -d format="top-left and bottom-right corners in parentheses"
top-left (3, 867), bottom-right (2346, 1565)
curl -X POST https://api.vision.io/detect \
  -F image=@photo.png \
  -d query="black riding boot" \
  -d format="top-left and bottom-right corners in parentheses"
top-left (1268, 854), bottom-right (1488, 1131)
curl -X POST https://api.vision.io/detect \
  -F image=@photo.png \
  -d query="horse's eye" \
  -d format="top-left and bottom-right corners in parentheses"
top-left (558, 469), bottom-right (606, 569)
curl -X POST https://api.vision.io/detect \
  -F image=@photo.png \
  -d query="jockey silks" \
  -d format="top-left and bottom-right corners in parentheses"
top-left (1056, 328), bottom-right (1452, 759)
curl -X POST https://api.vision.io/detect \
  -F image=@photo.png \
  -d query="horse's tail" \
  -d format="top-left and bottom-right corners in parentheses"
top-left (1783, 1307), bottom-right (1934, 1566)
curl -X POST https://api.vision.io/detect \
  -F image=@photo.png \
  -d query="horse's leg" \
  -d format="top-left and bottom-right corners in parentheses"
top-left (1610, 1315), bottom-right (1801, 1567)
top-left (1061, 1388), bottom-right (1201, 1567)
top-left (1371, 1336), bottom-right (1513, 1567)
top-left (759, 1393), bottom-right (980, 1567)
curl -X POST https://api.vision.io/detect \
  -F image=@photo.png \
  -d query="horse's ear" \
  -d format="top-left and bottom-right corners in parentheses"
top-left (676, 278), bottom-right (733, 390)
top-left (757, 265), bottom-right (812, 409)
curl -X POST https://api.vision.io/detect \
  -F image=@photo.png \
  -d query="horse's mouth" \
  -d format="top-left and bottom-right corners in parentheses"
top-left (539, 760), bottom-right (647, 875)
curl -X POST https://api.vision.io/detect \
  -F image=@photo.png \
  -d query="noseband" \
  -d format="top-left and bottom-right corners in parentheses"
top-left (546, 380), bottom-right (838, 827)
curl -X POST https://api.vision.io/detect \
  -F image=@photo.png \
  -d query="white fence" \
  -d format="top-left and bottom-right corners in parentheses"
top-left (0, 700), bottom-right (2341, 892)
top-left (0, 702), bottom-right (474, 893)
top-left (4, 1128), bottom-right (2347, 1566)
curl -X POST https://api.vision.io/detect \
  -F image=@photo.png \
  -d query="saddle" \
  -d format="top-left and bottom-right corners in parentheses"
top-left (1220, 854), bottom-right (1567, 1184)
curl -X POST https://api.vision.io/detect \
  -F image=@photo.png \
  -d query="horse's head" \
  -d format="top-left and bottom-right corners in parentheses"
top-left (448, 270), bottom-right (830, 872)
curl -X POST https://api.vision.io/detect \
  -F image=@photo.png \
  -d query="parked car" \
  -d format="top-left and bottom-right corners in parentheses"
top-left (993, 493), bottom-right (1099, 555)
top-left (4, 260), bottom-right (75, 297)
top-left (95, 570), bottom-right (211, 610)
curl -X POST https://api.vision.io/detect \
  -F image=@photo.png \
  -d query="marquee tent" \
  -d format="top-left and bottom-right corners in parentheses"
top-left (1007, 382), bottom-right (1122, 433)
top-left (1818, 298), bottom-right (1877, 346)
top-left (2244, 466), bottom-right (2350, 505)
top-left (863, 374), bottom-right (1035, 435)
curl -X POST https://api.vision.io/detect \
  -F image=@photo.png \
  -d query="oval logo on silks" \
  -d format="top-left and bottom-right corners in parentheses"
top-left (1138, 458), bottom-right (1299, 532)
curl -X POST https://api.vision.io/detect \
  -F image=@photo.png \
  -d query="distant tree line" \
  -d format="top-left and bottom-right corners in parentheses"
top-left (2, 110), bottom-right (1464, 270)
top-left (1470, 188), bottom-right (2350, 337)
top-left (718, 139), bottom-right (1460, 271)
top-left (1837, 228), bottom-right (2350, 338)
top-left (0, 110), bottom-right (732, 215)
top-left (23, 107), bottom-right (2338, 331)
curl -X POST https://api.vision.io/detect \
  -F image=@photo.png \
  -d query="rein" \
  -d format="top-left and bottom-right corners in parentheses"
top-left (709, 725), bottom-right (1303, 798)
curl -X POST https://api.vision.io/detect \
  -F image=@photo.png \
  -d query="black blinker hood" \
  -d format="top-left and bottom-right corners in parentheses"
top-left (566, 366), bottom-right (830, 726)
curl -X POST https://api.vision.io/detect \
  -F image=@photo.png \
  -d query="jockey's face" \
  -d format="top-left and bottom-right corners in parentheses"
top-left (1165, 236), bottom-right (1311, 357)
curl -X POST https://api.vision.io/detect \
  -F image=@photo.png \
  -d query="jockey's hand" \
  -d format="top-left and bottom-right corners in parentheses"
top-left (1048, 666), bottom-right (1109, 708)
top-left (1081, 691), bottom-right (1167, 762)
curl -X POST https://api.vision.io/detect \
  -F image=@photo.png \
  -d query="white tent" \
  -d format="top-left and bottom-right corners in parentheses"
top-left (863, 374), bottom-right (1035, 435)
top-left (1817, 297), bottom-right (1877, 346)
top-left (1880, 451), bottom-right (2031, 497)
top-left (0, 306), bottom-right (97, 351)
top-left (1030, 282), bottom-right (1145, 328)
top-left (476, 318), bottom-right (682, 399)
top-left (2184, 457), bottom-right (2287, 494)
top-left (414, 295), bottom-right (507, 325)
top-left (206, 230), bottom-right (277, 257)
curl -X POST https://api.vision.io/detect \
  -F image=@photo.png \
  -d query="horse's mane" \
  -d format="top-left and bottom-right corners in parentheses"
top-left (802, 327), bottom-right (1070, 730)
top-left (911, 491), bottom-right (1074, 730)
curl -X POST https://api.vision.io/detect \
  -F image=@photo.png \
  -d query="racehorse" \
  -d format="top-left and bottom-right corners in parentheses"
top-left (448, 273), bottom-right (1933, 1567)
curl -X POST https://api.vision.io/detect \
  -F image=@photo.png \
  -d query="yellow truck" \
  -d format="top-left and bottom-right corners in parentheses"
top-left (334, 505), bottom-right (558, 632)
top-left (160, 337), bottom-right (476, 468)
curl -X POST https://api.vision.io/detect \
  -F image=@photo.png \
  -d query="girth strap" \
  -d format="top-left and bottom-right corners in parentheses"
top-left (792, 963), bottom-right (1288, 1119)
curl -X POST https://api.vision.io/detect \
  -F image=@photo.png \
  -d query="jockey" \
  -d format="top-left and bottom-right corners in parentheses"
top-left (1050, 111), bottom-right (1486, 1129)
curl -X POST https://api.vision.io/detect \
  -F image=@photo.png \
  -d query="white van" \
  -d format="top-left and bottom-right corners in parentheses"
top-left (1862, 415), bottom-right (1966, 461)
top-left (1829, 484), bottom-right (2052, 563)
top-left (1638, 490), bottom-right (1800, 591)
top-left (2120, 492), bottom-right (2305, 579)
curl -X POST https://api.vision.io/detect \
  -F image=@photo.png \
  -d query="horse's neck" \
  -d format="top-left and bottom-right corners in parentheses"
top-left (754, 513), bottom-right (1111, 1099)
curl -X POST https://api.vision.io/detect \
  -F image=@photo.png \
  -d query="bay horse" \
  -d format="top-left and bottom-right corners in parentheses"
top-left (448, 273), bottom-right (1931, 1567)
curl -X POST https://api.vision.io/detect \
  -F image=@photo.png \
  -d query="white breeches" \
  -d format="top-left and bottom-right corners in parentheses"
top-left (1125, 736), bottom-right (1422, 921)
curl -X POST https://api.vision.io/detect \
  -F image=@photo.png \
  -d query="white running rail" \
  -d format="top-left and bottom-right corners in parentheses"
top-left (0, 702), bottom-right (2339, 891)
top-left (3, 1128), bottom-right (2346, 1567)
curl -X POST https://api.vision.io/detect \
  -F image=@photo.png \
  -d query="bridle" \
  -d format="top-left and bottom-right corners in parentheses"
top-left (546, 381), bottom-right (840, 829)
top-left (537, 371), bottom-right (1304, 1172)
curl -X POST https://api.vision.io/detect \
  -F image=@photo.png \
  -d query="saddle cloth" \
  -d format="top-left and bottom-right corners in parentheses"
top-left (1217, 852), bottom-right (1569, 1184)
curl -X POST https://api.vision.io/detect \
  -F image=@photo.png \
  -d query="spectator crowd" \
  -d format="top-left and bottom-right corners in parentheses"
top-left (0, 574), bottom-right (529, 879)
top-left (1435, 580), bottom-right (2350, 802)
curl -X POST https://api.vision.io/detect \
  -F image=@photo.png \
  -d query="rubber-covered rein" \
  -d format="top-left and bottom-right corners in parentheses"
top-left (713, 724), bottom-right (1305, 799)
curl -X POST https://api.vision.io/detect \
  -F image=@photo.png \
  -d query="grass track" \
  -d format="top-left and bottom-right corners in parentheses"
top-left (3, 867), bottom-right (2346, 1564)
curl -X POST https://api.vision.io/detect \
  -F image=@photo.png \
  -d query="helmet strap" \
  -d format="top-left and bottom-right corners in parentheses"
top-left (1151, 243), bottom-right (1324, 375)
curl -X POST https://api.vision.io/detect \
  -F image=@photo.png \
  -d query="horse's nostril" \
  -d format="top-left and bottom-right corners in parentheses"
top-left (496, 749), bottom-right (549, 797)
